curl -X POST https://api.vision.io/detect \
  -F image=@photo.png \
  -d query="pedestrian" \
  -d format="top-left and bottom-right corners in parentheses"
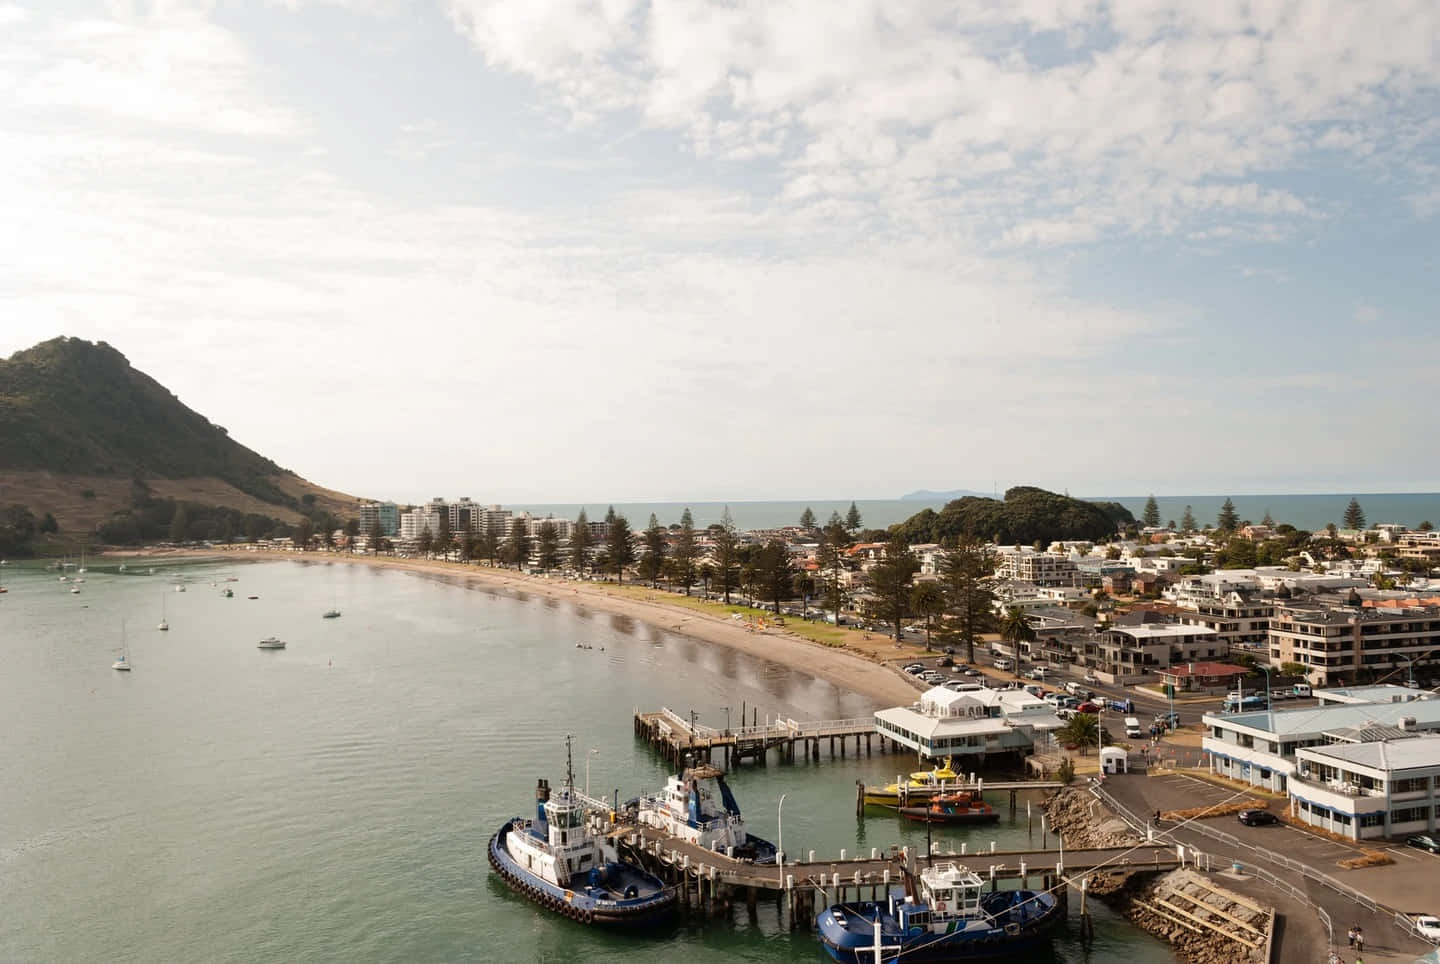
top-left (1347, 925), bottom-right (1356, 947)
top-left (1355, 927), bottom-right (1363, 952)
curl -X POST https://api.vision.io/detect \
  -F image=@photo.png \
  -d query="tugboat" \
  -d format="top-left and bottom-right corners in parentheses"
top-left (816, 861), bottom-right (1062, 962)
top-left (897, 791), bottom-right (999, 826)
top-left (489, 736), bottom-right (676, 927)
top-left (636, 763), bottom-right (776, 863)
top-left (863, 758), bottom-right (963, 808)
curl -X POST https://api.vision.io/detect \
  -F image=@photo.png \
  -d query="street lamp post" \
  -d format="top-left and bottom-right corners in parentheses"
top-left (777, 793), bottom-right (788, 868)
top-left (585, 747), bottom-right (600, 796)
top-left (722, 706), bottom-right (731, 736)
top-left (1259, 665), bottom-right (1271, 708)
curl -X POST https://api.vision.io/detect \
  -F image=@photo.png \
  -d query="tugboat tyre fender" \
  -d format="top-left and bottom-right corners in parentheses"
top-left (583, 909), bottom-right (594, 924)
top-left (1004, 922), bottom-right (1021, 937)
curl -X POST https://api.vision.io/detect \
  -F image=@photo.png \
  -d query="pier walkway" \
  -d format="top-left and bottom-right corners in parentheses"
top-left (635, 707), bottom-right (897, 767)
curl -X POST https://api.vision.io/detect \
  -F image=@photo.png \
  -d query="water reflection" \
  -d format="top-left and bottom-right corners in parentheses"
top-left (609, 613), bottom-right (636, 635)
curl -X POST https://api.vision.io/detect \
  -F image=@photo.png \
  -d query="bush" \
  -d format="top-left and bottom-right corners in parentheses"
top-left (1057, 756), bottom-right (1075, 785)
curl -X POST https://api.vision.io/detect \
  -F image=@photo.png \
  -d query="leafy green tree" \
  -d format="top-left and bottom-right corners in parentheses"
top-left (1279, 662), bottom-right (1307, 677)
top-left (507, 518), bottom-right (531, 569)
top-left (699, 562), bottom-right (714, 597)
top-left (1216, 498), bottom-right (1239, 533)
top-left (1344, 498), bottom-right (1366, 531)
top-left (1421, 520), bottom-right (1434, 532)
top-left (999, 605), bottom-right (1036, 651)
top-left (416, 528), bottom-right (434, 557)
top-left (846, 502), bottom-right (863, 532)
top-left (1218, 538), bottom-right (1257, 569)
top-left (817, 518), bottom-right (851, 624)
top-left (910, 580), bottom-right (945, 650)
top-left (38, 512), bottom-right (58, 534)
top-left (606, 511), bottom-right (635, 583)
top-left (570, 509), bottom-right (591, 575)
top-left (755, 539), bottom-right (794, 614)
top-left (1142, 495), bottom-right (1160, 528)
top-left (294, 516), bottom-right (314, 550)
top-left (1059, 713), bottom-right (1100, 756)
top-left (799, 506), bottom-right (817, 530)
top-left (640, 513), bottom-right (666, 586)
top-left (936, 538), bottom-right (996, 664)
top-left (671, 508), bottom-right (697, 594)
top-left (711, 507), bottom-right (740, 602)
top-left (794, 570), bottom-right (817, 619)
top-left (1180, 505), bottom-right (1197, 533)
top-left (460, 531), bottom-right (476, 562)
top-left (245, 516), bottom-right (266, 542)
top-left (536, 522), bottom-right (560, 572)
top-left (868, 536), bottom-right (919, 640)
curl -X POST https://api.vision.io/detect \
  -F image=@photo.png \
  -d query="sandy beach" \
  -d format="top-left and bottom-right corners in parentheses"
top-left (125, 548), bottom-right (923, 707)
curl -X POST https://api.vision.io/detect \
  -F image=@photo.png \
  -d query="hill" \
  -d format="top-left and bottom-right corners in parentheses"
top-left (899, 488), bottom-right (990, 501)
top-left (0, 337), bottom-right (355, 544)
top-left (890, 486), bottom-right (1133, 545)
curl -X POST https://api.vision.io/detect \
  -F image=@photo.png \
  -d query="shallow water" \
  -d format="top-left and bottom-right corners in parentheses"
top-left (0, 558), bottom-right (1174, 962)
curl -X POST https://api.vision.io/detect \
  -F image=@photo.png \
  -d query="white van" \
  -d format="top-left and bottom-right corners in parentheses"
top-left (994, 658), bottom-right (1013, 671)
top-left (1292, 683), bottom-right (1312, 698)
top-left (1124, 716), bottom-right (1143, 739)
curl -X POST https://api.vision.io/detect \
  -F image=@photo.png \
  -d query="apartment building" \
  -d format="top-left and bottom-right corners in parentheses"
top-left (1089, 624), bottom-right (1221, 678)
top-left (357, 501), bottom-right (400, 537)
top-left (1290, 731), bottom-right (1440, 839)
top-left (1268, 601), bottom-right (1440, 686)
top-left (996, 548), bottom-right (1077, 588)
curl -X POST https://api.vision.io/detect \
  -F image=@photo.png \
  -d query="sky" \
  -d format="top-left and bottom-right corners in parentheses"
top-left (2, 0), bottom-right (1438, 504)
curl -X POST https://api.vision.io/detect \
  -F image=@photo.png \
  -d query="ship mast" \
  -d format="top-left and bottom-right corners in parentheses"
top-left (565, 733), bottom-right (575, 792)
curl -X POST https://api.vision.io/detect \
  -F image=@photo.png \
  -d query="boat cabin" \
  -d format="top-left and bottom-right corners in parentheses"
top-left (908, 864), bottom-right (984, 925)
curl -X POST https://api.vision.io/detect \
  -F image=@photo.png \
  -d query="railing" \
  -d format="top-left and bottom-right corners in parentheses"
top-left (655, 707), bottom-right (874, 742)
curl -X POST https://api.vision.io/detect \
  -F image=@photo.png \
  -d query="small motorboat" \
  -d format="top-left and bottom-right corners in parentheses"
top-left (257, 636), bottom-right (287, 649)
top-left (322, 609), bottom-right (341, 619)
top-left (247, 595), bottom-right (259, 600)
top-left (898, 791), bottom-right (999, 825)
top-left (863, 757), bottom-right (962, 807)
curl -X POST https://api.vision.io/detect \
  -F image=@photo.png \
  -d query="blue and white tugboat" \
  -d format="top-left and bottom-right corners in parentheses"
top-left (489, 737), bottom-right (676, 927)
top-left (637, 763), bottom-right (777, 863)
top-left (816, 861), bottom-right (1062, 962)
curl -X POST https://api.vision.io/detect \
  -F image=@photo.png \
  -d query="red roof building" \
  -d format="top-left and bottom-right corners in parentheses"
top-left (1157, 661), bottom-right (1249, 693)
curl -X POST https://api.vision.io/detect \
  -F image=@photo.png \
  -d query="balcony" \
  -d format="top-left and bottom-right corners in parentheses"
top-left (1291, 770), bottom-right (1385, 798)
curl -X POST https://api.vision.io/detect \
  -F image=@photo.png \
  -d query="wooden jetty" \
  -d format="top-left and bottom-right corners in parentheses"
top-left (635, 707), bottom-right (899, 768)
top-left (607, 817), bottom-right (1180, 930)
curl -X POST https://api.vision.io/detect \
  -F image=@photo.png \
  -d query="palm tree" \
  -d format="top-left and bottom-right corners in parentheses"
top-left (999, 605), bottom-right (1036, 654)
top-left (910, 581), bottom-right (945, 651)
top-left (1059, 713), bottom-right (1100, 756)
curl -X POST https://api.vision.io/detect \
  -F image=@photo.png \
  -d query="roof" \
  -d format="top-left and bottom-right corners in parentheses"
top-left (1208, 696), bottom-right (1440, 738)
top-left (1297, 735), bottom-right (1440, 773)
top-left (1316, 684), bottom-right (1427, 705)
top-left (1322, 724), bottom-right (1416, 744)
top-left (1160, 661), bottom-right (1248, 678)
top-left (1106, 623), bottom-right (1217, 639)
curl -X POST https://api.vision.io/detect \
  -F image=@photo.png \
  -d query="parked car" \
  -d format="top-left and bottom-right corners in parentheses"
top-left (1408, 833), bottom-right (1440, 854)
top-left (903, 665), bottom-right (926, 675)
top-left (993, 658), bottom-right (1013, 671)
top-left (1083, 673), bottom-right (1099, 685)
top-left (938, 656), bottom-right (954, 667)
top-left (1055, 708), bottom-right (1076, 721)
top-left (1107, 698), bottom-right (1135, 714)
top-left (1237, 809), bottom-right (1278, 827)
top-left (1075, 701), bottom-right (1101, 714)
top-left (1415, 915), bottom-right (1440, 941)
top-left (963, 668), bottom-right (981, 677)
top-left (1154, 711), bottom-right (1182, 729)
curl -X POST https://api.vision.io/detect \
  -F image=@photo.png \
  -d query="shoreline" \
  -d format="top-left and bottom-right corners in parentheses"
top-left (119, 548), bottom-right (922, 707)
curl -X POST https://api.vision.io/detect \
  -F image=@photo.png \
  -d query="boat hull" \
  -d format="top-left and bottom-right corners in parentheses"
top-left (897, 807), bottom-right (1000, 825)
top-left (488, 820), bottom-right (676, 928)
top-left (816, 893), bottom-right (1062, 963)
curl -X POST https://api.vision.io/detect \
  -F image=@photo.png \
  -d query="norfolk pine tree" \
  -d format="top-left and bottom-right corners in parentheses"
top-left (507, 518), bottom-right (531, 569)
top-left (570, 509), bottom-right (592, 575)
top-left (756, 539), bottom-right (794, 614)
top-left (846, 502), bottom-right (863, 532)
top-left (868, 535), bottom-right (919, 641)
top-left (1217, 498), bottom-right (1239, 533)
top-left (1180, 505), bottom-right (1197, 533)
top-left (1344, 498), bottom-right (1366, 531)
top-left (640, 514), bottom-right (666, 586)
top-left (536, 521), bottom-right (560, 572)
top-left (606, 511), bottom-right (636, 584)
top-left (1142, 495), bottom-right (1160, 528)
top-left (712, 507), bottom-right (740, 603)
top-left (671, 508), bottom-right (697, 594)
top-left (910, 580), bottom-right (945, 650)
top-left (936, 538), bottom-right (997, 664)
top-left (818, 518), bottom-right (852, 625)
top-left (799, 507), bottom-right (817, 530)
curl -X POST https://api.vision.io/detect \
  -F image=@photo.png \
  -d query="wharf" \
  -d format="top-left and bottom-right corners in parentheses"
top-left (609, 818), bottom-right (1179, 928)
top-left (635, 707), bottom-right (898, 768)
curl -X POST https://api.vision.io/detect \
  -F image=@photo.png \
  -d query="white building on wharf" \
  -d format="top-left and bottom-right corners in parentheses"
top-left (874, 685), bottom-right (1064, 762)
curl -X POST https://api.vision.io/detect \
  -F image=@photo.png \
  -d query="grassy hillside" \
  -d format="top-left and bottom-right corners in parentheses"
top-left (0, 337), bottom-right (356, 545)
top-left (0, 337), bottom-right (296, 503)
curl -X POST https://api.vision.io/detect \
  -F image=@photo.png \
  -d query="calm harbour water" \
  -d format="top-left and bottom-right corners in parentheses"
top-left (0, 558), bottom-right (1172, 963)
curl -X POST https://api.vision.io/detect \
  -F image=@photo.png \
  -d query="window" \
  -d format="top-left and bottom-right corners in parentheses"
top-left (1391, 805), bottom-right (1430, 824)
top-left (1394, 776), bottom-right (1429, 793)
top-left (1360, 813), bottom-right (1385, 828)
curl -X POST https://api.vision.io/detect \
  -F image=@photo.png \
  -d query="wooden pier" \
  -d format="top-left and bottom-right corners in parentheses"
top-left (608, 817), bottom-right (1180, 929)
top-left (635, 707), bottom-right (899, 768)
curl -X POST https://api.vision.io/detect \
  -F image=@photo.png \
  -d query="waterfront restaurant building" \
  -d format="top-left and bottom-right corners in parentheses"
top-left (874, 686), bottom-right (1063, 762)
top-left (1289, 733), bottom-right (1440, 840)
top-left (1202, 697), bottom-right (1440, 793)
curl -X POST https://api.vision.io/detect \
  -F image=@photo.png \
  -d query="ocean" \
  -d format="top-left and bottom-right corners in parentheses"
top-left (505, 494), bottom-right (1440, 534)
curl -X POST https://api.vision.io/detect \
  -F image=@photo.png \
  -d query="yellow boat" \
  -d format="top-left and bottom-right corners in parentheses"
top-left (862, 758), bottom-right (964, 807)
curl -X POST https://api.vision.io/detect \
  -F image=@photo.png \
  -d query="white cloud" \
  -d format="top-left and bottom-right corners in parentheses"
top-left (446, 0), bottom-right (1440, 244)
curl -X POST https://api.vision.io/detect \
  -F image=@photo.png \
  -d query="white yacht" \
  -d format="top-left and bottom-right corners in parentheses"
top-left (257, 636), bottom-right (287, 649)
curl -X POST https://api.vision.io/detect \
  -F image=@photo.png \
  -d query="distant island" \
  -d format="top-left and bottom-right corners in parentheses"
top-left (891, 486), bottom-right (1134, 544)
top-left (900, 488), bottom-right (990, 501)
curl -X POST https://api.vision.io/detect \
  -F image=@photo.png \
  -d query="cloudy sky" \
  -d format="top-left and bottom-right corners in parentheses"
top-left (2, 0), bottom-right (1438, 503)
